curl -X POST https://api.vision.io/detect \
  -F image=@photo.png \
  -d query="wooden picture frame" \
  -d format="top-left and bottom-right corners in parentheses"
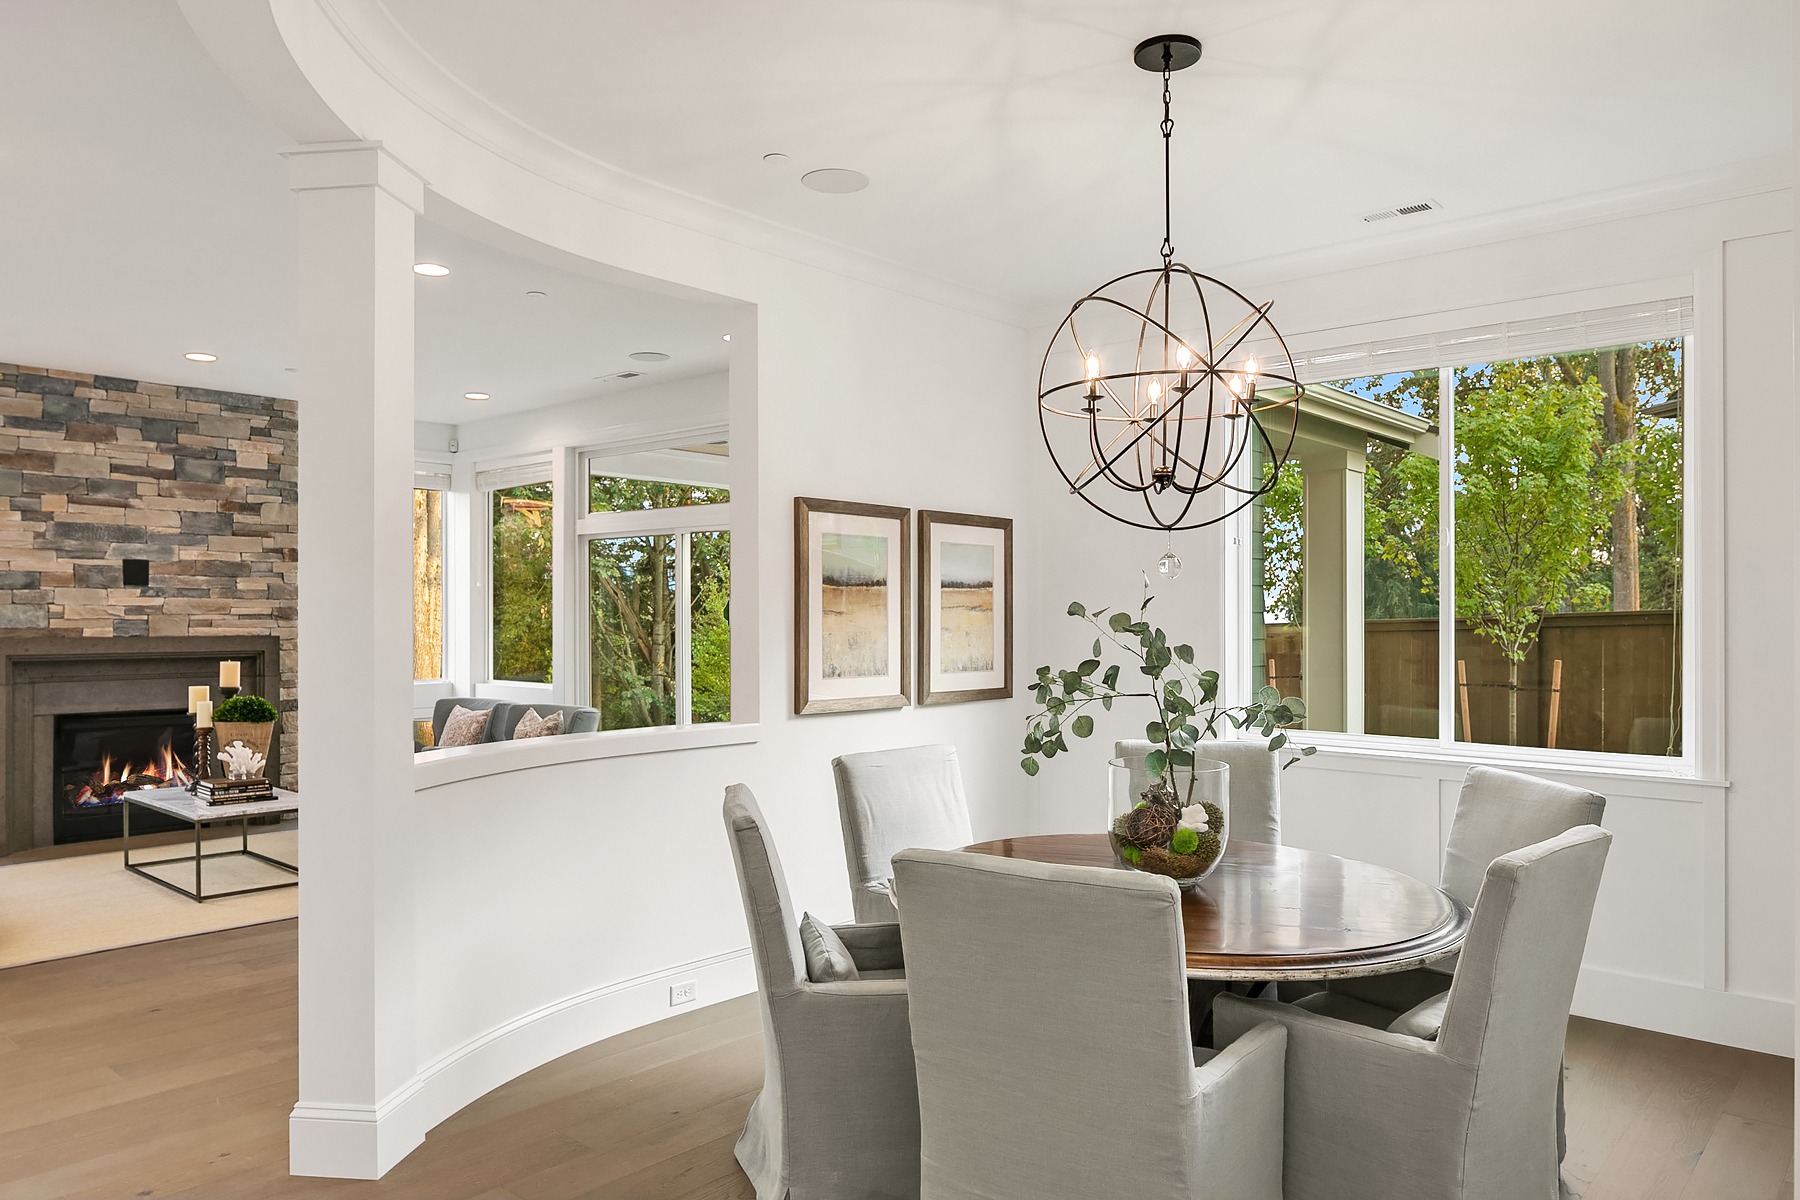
top-left (794, 496), bottom-right (912, 714)
top-left (918, 510), bottom-right (1013, 705)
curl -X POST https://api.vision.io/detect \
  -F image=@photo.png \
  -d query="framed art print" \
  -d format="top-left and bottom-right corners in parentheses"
top-left (918, 509), bottom-right (1012, 705)
top-left (794, 496), bottom-right (911, 714)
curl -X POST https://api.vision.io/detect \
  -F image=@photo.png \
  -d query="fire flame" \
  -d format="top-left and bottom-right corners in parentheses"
top-left (68, 736), bottom-right (193, 807)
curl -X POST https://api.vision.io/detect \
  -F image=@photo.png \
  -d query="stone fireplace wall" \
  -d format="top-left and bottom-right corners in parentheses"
top-left (0, 364), bottom-right (297, 787)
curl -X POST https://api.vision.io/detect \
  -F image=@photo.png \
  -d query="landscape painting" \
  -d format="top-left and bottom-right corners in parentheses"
top-left (820, 531), bottom-right (889, 678)
top-left (936, 541), bottom-right (995, 673)
top-left (919, 510), bottom-right (1013, 705)
top-left (794, 497), bottom-right (911, 714)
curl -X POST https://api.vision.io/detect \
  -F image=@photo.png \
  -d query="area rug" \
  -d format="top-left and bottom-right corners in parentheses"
top-left (0, 829), bottom-right (298, 969)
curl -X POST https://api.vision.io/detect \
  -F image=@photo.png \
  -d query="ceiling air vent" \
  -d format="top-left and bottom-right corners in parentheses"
top-left (1361, 198), bottom-right (1443, 224)
top-left (596, 370), bottom-right (645, 383)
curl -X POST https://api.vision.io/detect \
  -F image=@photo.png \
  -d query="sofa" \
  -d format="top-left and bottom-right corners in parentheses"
top-left (424, 697), bottom-right (600, 748)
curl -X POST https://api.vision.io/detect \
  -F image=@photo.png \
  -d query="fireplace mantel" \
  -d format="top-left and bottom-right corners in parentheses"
top-left (0, 633), bottom-right (282, 855)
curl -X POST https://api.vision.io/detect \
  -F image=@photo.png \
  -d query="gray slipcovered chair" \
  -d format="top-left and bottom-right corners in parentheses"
top-left (1298, 765), bottom-right (1606, 1028)
top-left (1214, 824), bottom-right (1613, 1200)
top-left (833, 745), bottom-right (974, 923)
top-left (488, 701), bottom-right (600, 739)
top-left (724, 785), bottom-right (920, 1200)
top-left (894, 847), bottom-right (1288, 1200)
top-left (1114, 736), bottom-right (1282, 845)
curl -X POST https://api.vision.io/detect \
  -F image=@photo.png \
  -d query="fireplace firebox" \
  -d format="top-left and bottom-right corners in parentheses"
top-left (53, 710), bottom-right (196, 844)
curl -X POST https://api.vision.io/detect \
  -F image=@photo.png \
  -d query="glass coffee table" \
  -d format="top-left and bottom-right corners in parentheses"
top-left (123, 786), bottom-right (300, 902)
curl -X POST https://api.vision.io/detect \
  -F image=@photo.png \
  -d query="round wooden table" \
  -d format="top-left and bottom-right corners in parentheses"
top-left (962, 834), bottom-right (1470, 982)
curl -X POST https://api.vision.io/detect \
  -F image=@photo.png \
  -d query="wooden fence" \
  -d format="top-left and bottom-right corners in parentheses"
top-left (1263, 610), bottom-right (1681, 755)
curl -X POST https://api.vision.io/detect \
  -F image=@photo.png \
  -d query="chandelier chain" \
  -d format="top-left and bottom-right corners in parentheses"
top-left (1159, 49), bottom-right (1175, 265)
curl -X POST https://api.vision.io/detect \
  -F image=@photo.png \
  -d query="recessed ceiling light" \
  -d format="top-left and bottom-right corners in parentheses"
top-left (463, 392), bottom-right (491, 401)
top-left (526, 290), bottom-right (546, 298)
top-left (801, 168), bottom-right (869, 194)
top-left (184, 352), bottom-right (218, 363)
top-left (413, 263), bottom-right (450, 277)
top-left (722, 333), bottom-right (732, 342)
top-left (284, 367), bottom-right (298, 373)
top-left (763, 152), bottom-right (789, 163)
top-left (628, 351), bottom-right (670, 363)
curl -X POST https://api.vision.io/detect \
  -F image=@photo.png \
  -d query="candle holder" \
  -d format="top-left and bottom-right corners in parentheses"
top-left (190, 726), bottom-right (215, 791)
top-left (220, 687), bottom-right (239, 701)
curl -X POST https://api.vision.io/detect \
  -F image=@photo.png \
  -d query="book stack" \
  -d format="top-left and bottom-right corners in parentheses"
top-left (193, 777), bottom-right (275, 805)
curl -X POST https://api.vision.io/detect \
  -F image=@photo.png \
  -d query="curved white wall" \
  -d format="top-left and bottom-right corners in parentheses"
top-left (182, 0), bottom-right (1035, 1178)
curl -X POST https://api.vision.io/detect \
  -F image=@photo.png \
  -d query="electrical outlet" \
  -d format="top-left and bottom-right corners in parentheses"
top-left (669, 980), bottom-right (698, 1007)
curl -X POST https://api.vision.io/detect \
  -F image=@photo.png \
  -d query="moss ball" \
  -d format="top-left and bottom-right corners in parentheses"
top-left (1171, 826), bottom-right (1200, 856)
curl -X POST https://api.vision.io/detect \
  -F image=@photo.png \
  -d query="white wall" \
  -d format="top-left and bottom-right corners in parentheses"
top-left (183, 1), bottom-right (1040, 1178)
top-left (1030, 186), bottom-right (1797, 1054)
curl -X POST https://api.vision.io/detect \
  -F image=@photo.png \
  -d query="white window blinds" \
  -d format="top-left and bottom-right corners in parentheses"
top-left (1290, 297), bottom-right (1694, 383)
top-left (474, 463), bottom-right (552, 492)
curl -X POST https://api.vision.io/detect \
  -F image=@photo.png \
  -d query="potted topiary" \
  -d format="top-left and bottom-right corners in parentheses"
top-left (211, 693), bottom-right (279, 781)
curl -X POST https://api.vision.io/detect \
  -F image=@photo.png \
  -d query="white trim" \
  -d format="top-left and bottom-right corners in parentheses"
top-left (1287, 733), bottom-right (1727, 793)
top-left (289, 946), bottom-right (757, 1178)
top-left (414, 720), bottom-right (760, 791)
top-left (1573, 966), bottom-right (1793, 1058)
top-left (577, 502), bottom-right (731, 540)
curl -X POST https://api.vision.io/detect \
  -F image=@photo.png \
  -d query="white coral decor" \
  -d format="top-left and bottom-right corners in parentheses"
top-left (1177, 804), bottom-right (1210, 833)
top-left (218, 740), bottom-right (267, 781)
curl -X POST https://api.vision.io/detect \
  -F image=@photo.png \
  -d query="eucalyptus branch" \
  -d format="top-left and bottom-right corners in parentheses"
top-left (1020, 593), bottom-right (1316, 781)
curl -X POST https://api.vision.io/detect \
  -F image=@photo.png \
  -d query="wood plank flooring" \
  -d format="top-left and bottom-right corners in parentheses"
top-left (0, 920), bottom-right (1790, 1199)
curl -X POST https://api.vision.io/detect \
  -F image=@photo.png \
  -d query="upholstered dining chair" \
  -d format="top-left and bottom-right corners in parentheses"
top-left (894, 847), bottom-right (1289, 1200)
top-left (1214, 824), bottom-right (1612, 1200)
top-left (724, 785), bottom-right (920, 1200)
top-left (833, 745), bottom-right (974, 922)
top-left (1114, 736), bottom-right (1283, 845)
top-left (1296, 766), bottom-right (1606, 1031)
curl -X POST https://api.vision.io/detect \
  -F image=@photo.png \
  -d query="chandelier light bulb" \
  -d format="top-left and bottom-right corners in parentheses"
top-left (1177, 345), bottom-right (1195, 369)
top-left (1086, 353), bottom-right (1101, 380)
top-left (1244, 355), bottom-right (1259, 377)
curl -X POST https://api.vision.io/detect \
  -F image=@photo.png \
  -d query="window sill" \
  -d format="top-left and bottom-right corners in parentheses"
top-left (1283, 733), bottom-right (1729, 794)
top-left (414, 721), bottom-right (760, 791)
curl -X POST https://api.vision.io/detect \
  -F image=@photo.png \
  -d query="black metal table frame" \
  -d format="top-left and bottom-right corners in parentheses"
top-left (122, 794), bottom-right (298, 902)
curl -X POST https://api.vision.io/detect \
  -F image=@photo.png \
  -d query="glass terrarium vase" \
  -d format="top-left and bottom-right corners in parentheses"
top-left (1107, 753), bottom-right (1229, 886)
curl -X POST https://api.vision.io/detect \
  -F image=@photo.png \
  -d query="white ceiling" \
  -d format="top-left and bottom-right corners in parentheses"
top-left (0, 1), bottom-right (729, 420)
top-left (0, 0), bottom-right (1789, 407)
top-left (380, 0), bottom-right (1792, 309)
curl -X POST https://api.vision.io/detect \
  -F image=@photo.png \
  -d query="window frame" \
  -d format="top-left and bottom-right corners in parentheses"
top-left (477, 458), bottom-right (558, 697)
top-left (576, 448), bottom-right (730, 731)
top-left (1235, 292), bottom-right (1711, 780)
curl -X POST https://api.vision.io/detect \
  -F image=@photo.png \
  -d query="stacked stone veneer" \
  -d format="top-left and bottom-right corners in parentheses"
top-left (0, 364), bottom-right (298, 786)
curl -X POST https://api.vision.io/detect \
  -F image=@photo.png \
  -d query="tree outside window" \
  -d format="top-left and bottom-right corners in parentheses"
top-left (491, 481), bottom-right (554, 683)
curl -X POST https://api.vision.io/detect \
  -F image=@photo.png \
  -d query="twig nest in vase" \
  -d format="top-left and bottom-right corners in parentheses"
top-left (1123, 801), bottom-right (1179, 850)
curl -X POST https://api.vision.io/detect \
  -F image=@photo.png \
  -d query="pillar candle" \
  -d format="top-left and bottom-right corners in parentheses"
top-left (219, 660), bottom-right (241, 688)
top-left (194, 700), bottom-right (213, 728)
top-left (188, 685), bottom-right (209, 713)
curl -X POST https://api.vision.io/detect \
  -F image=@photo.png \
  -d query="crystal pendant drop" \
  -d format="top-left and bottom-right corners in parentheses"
top-left (1157, 547), bottom-right (1183, 580)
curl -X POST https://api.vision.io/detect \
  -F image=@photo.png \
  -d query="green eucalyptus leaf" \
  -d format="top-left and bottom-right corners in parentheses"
top-left (1103, 664), bottom-right (1121, 688)
top-left (1258, 685), bottom-right (1281, 705)
top-left (1109, 612), bottom-right (1132, 632)
top-left (1021, 757), bottom-right (1040, 776)
top-left (1093, 638), bottom-right (1103, 658)
top-left (1144, 748), bottom-right (1167, 778)
top-left (1072, 714), bottom-right (1094, 738)
top-left (1174, 644), bottom-right (1194, 664)
top-left (1146, 720), bottom-right (1167, 742)
top-left (1168, 748), bottom-right (1194, 767)
top-left (1268, 732), bottom-right (1287, 751)
top-left (1067, 601), bottom-right (1087, 617)
top-left (1079, 658), bottom-right (1100, 677)
top-left (1101, 695), bottom-right (1114, 710)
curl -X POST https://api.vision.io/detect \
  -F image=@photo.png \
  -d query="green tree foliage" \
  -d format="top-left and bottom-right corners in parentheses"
top-left (491, 483), bottom-right (554, 683)
top-left (1258, 459), bottom-right (1304, 623)
top-left (585, 475), bottom-right (730, 730)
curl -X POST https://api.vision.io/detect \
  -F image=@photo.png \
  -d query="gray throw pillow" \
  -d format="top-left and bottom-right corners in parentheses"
top-left (438, 705), bottom-right (492, 748)
top-left (512, 708), bottom-right (564, 739)
top-left (799, 912), bottom-right (860, 983)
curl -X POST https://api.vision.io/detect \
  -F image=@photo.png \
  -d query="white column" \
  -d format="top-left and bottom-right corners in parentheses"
top-left (1298, 445), bottom-right (1366, 734)
top-left (286, 142), bottom-right (424, 1179)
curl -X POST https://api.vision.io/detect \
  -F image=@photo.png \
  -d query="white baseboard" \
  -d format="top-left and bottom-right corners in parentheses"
top-left (289, 947), bottom-right (757, 1179)
top-left (1574, 966), bottom-right (1794, 1057)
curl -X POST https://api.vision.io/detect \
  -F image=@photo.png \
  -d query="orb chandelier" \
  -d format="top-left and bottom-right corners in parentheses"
top-left (1038, 34), bottom-right (1304, 533)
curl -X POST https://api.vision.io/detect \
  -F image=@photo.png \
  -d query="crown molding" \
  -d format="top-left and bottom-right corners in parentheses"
top-left (295, 0), bottom-right (1026, 328)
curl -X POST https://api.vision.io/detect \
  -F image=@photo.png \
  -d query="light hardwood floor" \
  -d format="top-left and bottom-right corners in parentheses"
top-left (0, 921), bottom-right (1789, 1199)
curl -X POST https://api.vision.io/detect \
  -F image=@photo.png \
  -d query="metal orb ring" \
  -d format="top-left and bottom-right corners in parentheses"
top-left (1037, 261), bottom-right (1305, 532)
